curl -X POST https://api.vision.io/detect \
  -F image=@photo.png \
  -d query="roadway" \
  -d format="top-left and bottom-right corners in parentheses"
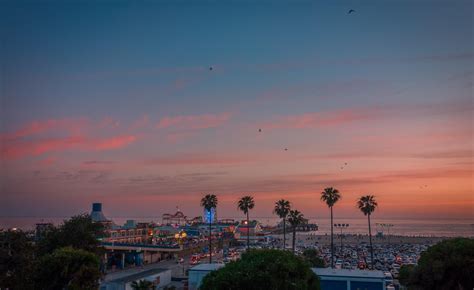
top-left (103, 251), bottom-right (225, 282)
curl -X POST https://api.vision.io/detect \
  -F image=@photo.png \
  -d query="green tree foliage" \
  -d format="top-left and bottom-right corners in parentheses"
top-left (287, 210), bottom-right (305, 254)
top-left (37, 214), bottom-right (104, 256)
top-left (402, 238), bottom-right (474, 290)
top-left (398, 264), bottom-right (416, 287)
top-left (1, 214), bottom-right (104, 289)
top-left (200, 249), bottom-right (320, 290)
top-left (320, 187), bottom-right (341, 268)
top-left (357, 195), bottom-right (377, 269)
top-left (131, 279), bottom-right (155, 290)
top-left (35, 247), bottom-right (101, 290)
top-left (201, 194), bottom-right (218, 263)
top-left (238, 196), bottom-right (255, 250)
top-left (301, 249), bottom-right (325, 268)
top-left (274, 199), bottom-right (291, 250)
top-left (0, 230), bottom-right (36, 289)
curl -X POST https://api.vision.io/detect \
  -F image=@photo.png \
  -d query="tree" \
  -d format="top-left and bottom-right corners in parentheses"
top-left (302, 249), bottom-right (325, 268)
top-left (398, 264), bottom-right (416, 287)
top-left (287, 210), bottom-right (305, 254)
top-left (273, 199), bottom-right (291, 250)
top-left (237, 196), bottom-right (255, 250)
top-left (131, 279), bottom-right (155, 290)
top-left (320, 187), bottom-right (341, 268)
top-left (357, 195), bottom-right (377, 270)
top-left (200, 249), bottom-right (320, 290)
top-left (201, 194), bottom-right (218, 263)
top-left (37, 214), bottom-right (104, 256)
top-left (35, 247), bottom-right (101, 290)
top-left (404, 238), bottom-right (474, 290)
top-left (0, 230), bottom-right (36, 289)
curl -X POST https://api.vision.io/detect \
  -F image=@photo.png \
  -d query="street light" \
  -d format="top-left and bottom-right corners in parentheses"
top-left (334, 223), bottom-right (349, 255)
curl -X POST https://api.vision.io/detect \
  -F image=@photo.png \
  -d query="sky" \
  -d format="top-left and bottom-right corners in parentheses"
top-left (0, 0), bottom-right (472, 221)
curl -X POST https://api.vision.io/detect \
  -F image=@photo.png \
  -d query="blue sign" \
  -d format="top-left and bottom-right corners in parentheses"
top-left (204, 207), bottom-right (216, 223)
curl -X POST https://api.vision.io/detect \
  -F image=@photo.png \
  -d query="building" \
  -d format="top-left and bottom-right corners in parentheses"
top-left (312, 268), bottom-right (386, 290)
top-left (235, 220), bottom-right (264, 243)
top-left (90, 202), bottom-right (114, 229)
top-left (162, 208), bottom-right (202, 226)
top-left (35, 222), bottom-right (53, 240)
top-left (101, 268), bottom-right (171, 290)
top-left (188, 263), bottom-right (225, 290)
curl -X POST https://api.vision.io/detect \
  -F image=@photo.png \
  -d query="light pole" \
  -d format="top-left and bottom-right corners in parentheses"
top-left (175, 230), bottom-right (187, 275)
top-left (334, 223), bottom-right (349, 255)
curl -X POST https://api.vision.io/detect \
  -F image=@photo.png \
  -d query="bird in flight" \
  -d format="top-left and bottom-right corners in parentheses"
top-left (284, 148), bottom-right (288, 151)
top-left (209, 66), bottom-right (213, 71)
top-left (348, 9), bottom-right (355, 14)
top-left (258, 128), bottom-right (262, 132)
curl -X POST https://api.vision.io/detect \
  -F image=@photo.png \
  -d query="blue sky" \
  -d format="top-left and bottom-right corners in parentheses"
top-left (0, 0), bottom-right (472, 219)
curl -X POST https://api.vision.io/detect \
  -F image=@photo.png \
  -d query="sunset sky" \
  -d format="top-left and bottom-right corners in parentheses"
top-left (1, 1), bottom-right (472, 220)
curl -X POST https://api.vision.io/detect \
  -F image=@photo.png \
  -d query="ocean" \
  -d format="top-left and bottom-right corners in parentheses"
top-left (1, 216), bottom-right (473, 238)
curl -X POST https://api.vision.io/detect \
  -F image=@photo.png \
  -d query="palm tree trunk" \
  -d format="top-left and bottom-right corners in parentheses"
top-left (246, 211), bottom-right (250, 250)
top-left (292, 227), bottom-right (296, 254)
top-left (282, 217), bottom-right (286, 250)
top-left (368, 214), bottom-right (374, 270)
top-left (330, 206), bottom-right (334, 268)
top-left (209, 219), bottom-right (212, 264)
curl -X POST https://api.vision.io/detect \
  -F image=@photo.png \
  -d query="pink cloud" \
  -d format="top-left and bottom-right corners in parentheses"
top-left (264, 108), bottom-right (377, 129)
top-left (156, 112), bottom-right (232, 130)
top-left (1, 118), bottom-right (88, 140)
top-left (94, 135), bottom-right (136, 150)
top-left (37, 156), bottom-right (58, 167)
top-left (144, 153), bottom-right (257, 166)
top-left (1, 135), bottom-right (137, 160)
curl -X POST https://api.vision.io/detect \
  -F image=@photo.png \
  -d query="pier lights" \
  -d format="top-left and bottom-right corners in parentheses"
top-left (175, 230), bottom-right (187, 246)
top-left (334, 223), bottom-right (349, 255)
top-left (175, 230), bottom-right (187, 275)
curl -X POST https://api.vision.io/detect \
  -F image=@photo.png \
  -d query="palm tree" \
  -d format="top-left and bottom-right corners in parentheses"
top-left (131, 279), bottom-right (154, 290)
top-left (320, 187), bottom-right (341, 268)
top-left (273, 199), bottom-right (291, 250)
top-left (238, 196), bottom-right (255, 250)
top-left (201, 194), bottom-right (218, 264)
top-left (287, 209), bottom-right (305, 254)
top-left (357, 195), bottom-right (378, 270)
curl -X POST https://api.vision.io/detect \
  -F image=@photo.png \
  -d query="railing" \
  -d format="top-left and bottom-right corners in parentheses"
top-left (101, 242), bottom-right (181, 249)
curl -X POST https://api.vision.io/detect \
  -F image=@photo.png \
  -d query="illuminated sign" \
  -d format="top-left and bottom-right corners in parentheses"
top-left (204, 207), bottom-right (216, 223)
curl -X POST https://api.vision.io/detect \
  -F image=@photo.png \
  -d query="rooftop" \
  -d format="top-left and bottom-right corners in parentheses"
top-left (107, 268), bottom-right (170, 284)
top-left (312, 268), bottom-right (385, 279)
top-left (189, 263), bottom-right (225, 272)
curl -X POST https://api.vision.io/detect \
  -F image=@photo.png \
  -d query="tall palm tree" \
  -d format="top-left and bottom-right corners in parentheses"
top-left (273, 199), bottom-right (291, 250)
top-left (287, 209), bottom-right (305, 254)
top-left (238, 196), bottom-right (255, 250)
top-left (130, 279), bottom-right (154, 290)
top-left (320, 187), bottom-right (341, 268)
top-left (357, 195), bottom-right (378, 270)
top-left (201, 194), bottom-right (218, 264)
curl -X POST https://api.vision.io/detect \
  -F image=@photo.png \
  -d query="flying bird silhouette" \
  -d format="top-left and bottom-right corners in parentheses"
top-left (284, 148), bottom-right (288, 151)
top-left (348, 9), bottom-right (355, 14)
top-left (258, 129), bottom-right (262, 132)
top-left (209, 66), bottom-right (213, 71)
